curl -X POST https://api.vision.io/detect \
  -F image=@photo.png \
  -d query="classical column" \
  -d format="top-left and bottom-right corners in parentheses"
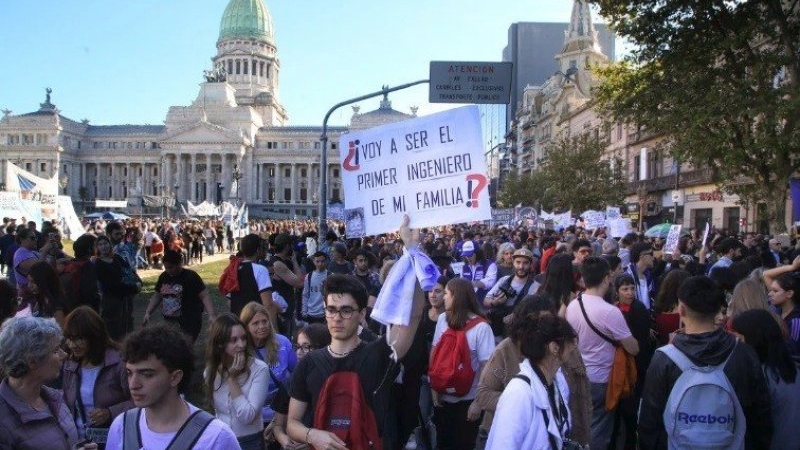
top-left (206, 153), bottom-right (213, 202)
top-left (290, 163), bottom-right (297, 203)
top-left (246, 150), bottom-right (254, 203)
top-left (275, 163), bottom-right (282, 203)
top-left (81, 163), bottom-right (87, 190)
top-left (306, 163), bottom-right (313, 203)
top-left (221, 153), bottom-right (230, 201)
top-left (189, 153), bottom-right (197, 202)
top-left (109, 163), bottom-right (115, 199)
top-left (176, 154), bottom-right (184, 201)
top-left (163, 154), bottom-right (171, 197)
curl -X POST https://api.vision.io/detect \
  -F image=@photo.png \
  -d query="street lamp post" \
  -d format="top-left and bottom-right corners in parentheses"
top-left (637, 183), bottom-right (648, 232)
top-left (232, 164), bottom-right (243, 206)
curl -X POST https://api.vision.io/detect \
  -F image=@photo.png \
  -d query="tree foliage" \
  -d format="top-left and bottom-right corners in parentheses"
top-left (590, 0), bottom-right (800, 232)
top-left (499, 134), bottom-right (627, 212)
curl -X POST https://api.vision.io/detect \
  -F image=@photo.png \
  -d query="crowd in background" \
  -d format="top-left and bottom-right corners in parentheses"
top-left (0, 213), bottom-right (799, 449)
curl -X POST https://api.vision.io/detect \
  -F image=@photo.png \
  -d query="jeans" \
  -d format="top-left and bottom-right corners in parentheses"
top-left (589, 382), bottom-right (615, 450)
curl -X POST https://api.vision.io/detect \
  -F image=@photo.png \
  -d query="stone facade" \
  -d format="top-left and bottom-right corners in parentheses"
top-left (0, 0), bottom-right (413, 219)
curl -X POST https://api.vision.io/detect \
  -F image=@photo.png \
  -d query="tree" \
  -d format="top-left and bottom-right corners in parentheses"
top-left (499, 134), bottom-right (627, 212)
top-left (591, 0), bottom-right (800, 233)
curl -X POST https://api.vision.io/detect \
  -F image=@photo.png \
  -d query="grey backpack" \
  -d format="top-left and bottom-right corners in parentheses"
top-left (660, 342), bottom-right (746, 450)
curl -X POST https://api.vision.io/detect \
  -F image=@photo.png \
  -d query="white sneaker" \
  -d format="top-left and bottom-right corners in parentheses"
top-left (405, 434), bottom-right (417, 450)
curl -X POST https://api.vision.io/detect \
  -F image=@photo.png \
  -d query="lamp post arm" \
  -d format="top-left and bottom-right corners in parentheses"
top-left (317, 79), bottom-right (429, 235)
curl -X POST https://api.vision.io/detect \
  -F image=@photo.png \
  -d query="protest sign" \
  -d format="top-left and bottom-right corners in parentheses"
top-left (664, 225), bottom-right (683, 254)
top-left (491, 208), bottom-right (515, 227)
top-left (339, 106), bottom-right (490, 235)
top-left (517, 206), bottom-right (538, 227)
top-left (701, 222), bottom-right (710, 248)
top-left (606, 206), bottom-right (621, 220)
top-left (582, 210), bottom-right (607, 230)
top-left (451, 261), bottom-right (465, 276)
top-left (608, 218), bottom-right (631, 238)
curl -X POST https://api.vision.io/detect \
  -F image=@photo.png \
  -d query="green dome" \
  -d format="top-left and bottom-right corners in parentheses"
top-left (218, 0), bottom-right (274, 43)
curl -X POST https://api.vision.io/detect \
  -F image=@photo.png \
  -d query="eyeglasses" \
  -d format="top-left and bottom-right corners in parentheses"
top-left (324, 306), bottom-right (361, 319)
top-left (292, 343), bottom-right (313, 352)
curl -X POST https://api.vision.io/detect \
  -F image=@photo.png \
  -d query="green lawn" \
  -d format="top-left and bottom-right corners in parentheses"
top-left (133, 259), bottom-right (229, 407)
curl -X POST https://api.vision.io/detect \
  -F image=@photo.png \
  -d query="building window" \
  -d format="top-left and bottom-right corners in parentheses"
top-left (228, 60), bottom-right (233, 75)
top-left (268, 188), bottom-right (275, 200)
top-left (301, 168), bottom-right (307, 177)
top-left (268, 168), bottom-right (275, 176)
top-left (25, 163), bottom-right (32, 172)
top-left (633, 155), bottom-right (641, 181)
top-left (236, 60), bottom-right (241, 74)
top-left (333, 169), bottom-right (340, 178)
top-left (314, 142), bottom-right (320, 149)
top-left (692, 208), bottom-right (713, 230)
top-left (300, 188), bottom-right (307, 201)
top-left (331, 143), bottom-right (337, 150)
top-left (40, 162), bottom-right (46, 172)
top-left (154, 167), bottom-right (158, 176)
top-left (284, 188), bottom-right (291, 201)
top-left (243, 60), bottom-right (249, 75)
top-left (332, 188), bottom-right (340, 200)
top-left (284, 168), bottom-right (290, 177)
top-left (281, 142), bottom-right (288, 149)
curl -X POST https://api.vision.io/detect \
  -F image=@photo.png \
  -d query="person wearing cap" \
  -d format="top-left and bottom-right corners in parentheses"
top-left (708, 237), bottom-right (742, 277)
top-left (460, 240), bottom-right (497, 307)
top-left (483, 248), bottom-right (540, 339)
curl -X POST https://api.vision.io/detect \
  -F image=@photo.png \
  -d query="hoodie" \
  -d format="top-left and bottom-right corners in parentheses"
top-left (638, 328), bottom-right (772, 450)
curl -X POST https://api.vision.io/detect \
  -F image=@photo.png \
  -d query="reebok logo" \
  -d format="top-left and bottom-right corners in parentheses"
top-left (677, 412), bottom-right (734, 425)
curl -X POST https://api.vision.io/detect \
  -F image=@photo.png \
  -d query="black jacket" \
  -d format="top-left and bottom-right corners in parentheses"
top-left (638, 328), bottom-right (772, 450)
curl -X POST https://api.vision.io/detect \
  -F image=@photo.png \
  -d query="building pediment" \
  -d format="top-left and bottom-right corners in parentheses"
top-left (160, 121), bottom-right (250, 145)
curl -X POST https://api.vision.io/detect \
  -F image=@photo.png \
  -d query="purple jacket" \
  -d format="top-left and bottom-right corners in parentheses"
top-left (0, 379), bottom-right (79, 449)
top-left (61, 349), bottom-right (133, 427)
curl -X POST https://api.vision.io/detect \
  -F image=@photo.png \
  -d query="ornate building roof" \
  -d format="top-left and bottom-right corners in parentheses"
top-left (218, 0), bottom-right (274, 43)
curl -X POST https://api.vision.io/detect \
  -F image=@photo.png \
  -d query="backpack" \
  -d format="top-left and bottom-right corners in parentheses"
top-left (311, 352), bottom-right (383, 450)
top-left (660, 342), bottom-right (746, 450)
top-left (218, 256), bottom-right (243, 296)
top-left (428, 316), bottom-right (485, 396)
top-left (123, 408), bottom-right (214, 450)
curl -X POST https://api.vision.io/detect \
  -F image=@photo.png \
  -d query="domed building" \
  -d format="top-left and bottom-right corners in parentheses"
top-left (0, 0), bottom-right (414, 219)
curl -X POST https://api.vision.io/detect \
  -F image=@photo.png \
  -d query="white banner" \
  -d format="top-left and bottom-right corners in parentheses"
top-left (608, 218), bottom-right (632, 238)
top-left (95, 200), bottom-right (128, 208)
top-left (57, 196), bottom-right (85, 241)
top-left (339, 105), bottom-right (490, 236)
top-left (581, 210), bottom-right (607, 230)
top-left (4, 162), bottom-right (58, 220)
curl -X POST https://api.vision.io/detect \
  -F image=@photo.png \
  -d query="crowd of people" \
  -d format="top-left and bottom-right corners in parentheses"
top-left (0, 212), bottom-right (799, 450)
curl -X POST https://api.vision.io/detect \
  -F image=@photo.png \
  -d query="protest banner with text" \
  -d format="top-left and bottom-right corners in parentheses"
top-left (339, 105), bottom-right (491, 236)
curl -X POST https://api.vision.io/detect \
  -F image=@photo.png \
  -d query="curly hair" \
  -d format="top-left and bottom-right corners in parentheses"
top-left (122, 322), bottom-right (195, 393)
top-left (0, 316), bottom-right (62, 378)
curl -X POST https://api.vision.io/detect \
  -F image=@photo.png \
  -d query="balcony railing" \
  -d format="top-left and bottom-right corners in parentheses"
top-left (626, 168), bottom-right (714, 194)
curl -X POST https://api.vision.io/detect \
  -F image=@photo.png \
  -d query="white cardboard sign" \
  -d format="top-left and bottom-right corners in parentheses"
top-left (339, 106), bottom-right (491, 236)
top-left (664, 225), bottom-right (683, 254)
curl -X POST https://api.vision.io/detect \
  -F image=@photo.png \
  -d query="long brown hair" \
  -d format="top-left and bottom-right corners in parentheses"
top-left (445, 277), bottom-right (485, 329)
top-left (204, 313), bottom-right (254, 409)
top-left (239, 302), bottom-right (278, 366)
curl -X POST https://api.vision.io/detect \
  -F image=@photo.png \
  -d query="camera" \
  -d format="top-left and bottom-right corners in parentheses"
top-left (497, 285), bottom-right (517, 299)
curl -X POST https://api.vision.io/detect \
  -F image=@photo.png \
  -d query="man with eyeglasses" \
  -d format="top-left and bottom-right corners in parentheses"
top-left (12, 227), bottom-right (58, 293)
top-left (623, 242), bottom-right (656, 310)
top-left (287, 218), bottom-right (426, 450)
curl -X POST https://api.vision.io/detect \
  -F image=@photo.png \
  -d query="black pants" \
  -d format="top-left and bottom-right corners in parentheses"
top-left (101, 292), bottom-right (134, 342)
top-left (433, 399), bottom-right (479, 450)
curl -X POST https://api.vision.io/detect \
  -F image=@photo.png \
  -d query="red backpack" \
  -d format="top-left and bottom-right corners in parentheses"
top-left (429, 316), bottom-right (485, 396)
top-left (312, 359), bottom-right (383, 450)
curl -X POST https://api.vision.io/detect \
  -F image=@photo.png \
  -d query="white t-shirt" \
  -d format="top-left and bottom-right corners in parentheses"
top-left (75, 366), bottom-right (101, 436)
top-left (432, 313), bottom-right (496, 402)
top-left (105, 402), bottom-right (241, 450)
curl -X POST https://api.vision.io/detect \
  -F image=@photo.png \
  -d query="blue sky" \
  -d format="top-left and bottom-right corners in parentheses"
top-left (0, 0), bottom-right (606, 127)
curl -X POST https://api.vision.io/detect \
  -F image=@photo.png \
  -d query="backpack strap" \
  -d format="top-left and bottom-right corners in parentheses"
top-left (576, 293), bottom-right (615, 345)
top-left (462, 316), bottom-right (485, 332)
top-left (660, 341), bottom-right (738, 372)
top-left (122, 408), bottom-right (143, 450)
top-left (512, 374), bottom-right (559, 450)
top-left (165, 410), bottom-right (215, 450)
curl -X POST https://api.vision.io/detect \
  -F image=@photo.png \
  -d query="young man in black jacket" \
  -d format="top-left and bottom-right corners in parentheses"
top-left (638, 275), bottom-right (772, 449)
